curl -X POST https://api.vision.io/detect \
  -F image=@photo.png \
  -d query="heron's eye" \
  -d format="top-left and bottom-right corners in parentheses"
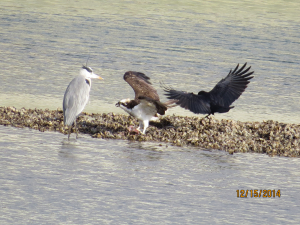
top-left (85, 79), bottom-right (90, 86)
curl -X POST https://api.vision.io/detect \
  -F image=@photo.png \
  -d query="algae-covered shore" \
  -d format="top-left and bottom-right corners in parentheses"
top-left (1, 106), bottom-right (299, 157)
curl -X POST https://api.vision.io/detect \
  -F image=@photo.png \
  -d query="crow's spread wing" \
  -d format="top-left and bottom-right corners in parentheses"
top-left (162, 85), bottom-right (211, 114)
top-left (209, 63), bottom-right (254, 107)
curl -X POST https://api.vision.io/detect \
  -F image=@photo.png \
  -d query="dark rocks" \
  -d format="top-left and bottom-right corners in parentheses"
top-left (1, 106), bottom-right (300, 157)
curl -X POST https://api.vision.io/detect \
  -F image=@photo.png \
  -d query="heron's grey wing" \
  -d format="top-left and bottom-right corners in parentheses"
top-left (162, 86), bottom-right (211, 114)
top-left (124, 71), bottom-right (160, 101)
top-left (209, 63), bottom-right (254, 107)
top-left (63, 75), bottom-right (90, 125)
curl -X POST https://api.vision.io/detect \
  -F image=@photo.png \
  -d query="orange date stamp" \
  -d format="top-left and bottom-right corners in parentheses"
top-left (236, 189), bottom-right (281, 198)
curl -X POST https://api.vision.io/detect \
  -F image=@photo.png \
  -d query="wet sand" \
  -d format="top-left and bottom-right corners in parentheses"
top-left (1, 106), bottom-right (299, 157)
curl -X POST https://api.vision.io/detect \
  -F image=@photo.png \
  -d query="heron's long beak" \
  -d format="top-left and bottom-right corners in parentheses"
top-left (115, 102), bottom-right (120, 107)
top-left (92, 73), bottom-right (103, 80)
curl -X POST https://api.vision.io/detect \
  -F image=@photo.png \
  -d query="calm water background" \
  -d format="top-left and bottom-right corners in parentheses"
top-left (1, 0), bottom-right (300, 224)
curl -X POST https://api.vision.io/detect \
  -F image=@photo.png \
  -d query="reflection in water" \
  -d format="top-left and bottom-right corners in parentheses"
top-left (59, 141), bottom-right (78, 160)
top-left (127, 140), bottom-right (165, 152)
top-left (125, 141), bottom-right (166, 163)
top-left (58, 149), bottom-right (77, 161)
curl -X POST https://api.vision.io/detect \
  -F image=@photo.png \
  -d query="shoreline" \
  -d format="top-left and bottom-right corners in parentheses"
top-left (1, 106), bottom-right (299, 157)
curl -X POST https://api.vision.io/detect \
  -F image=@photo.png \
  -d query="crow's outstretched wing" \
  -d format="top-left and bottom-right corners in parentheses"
top-left (209, 63), bottom-right (254, 107)
top-left (162, 85), bottom-right (211, 114)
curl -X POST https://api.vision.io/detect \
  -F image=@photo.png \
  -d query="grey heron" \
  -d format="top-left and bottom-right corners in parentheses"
top-left (162, 63), bottom-right (254, 118)
top-left (63, 65), bottom-right (103, 140)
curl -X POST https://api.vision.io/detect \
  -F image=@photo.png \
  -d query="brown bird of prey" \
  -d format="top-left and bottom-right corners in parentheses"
top-left (116, 71), bottom-right (176, 134)
top-left (162, 63), bottom-right (254, 117)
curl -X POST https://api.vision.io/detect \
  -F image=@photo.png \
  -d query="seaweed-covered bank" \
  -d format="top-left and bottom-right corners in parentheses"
top-left (1, 106), bottom-right (300, 157)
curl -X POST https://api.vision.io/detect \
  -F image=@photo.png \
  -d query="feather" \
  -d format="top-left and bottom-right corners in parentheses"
top-left (124, 71), bottom-right (160, 101)
top-left (162, 63), bottom-right (254, 116)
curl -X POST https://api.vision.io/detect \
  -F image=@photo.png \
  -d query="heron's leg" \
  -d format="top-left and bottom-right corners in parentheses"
top-left (74, 120), bottom-right (78, 139)
top-left (68, 125), bottom-right (71, 140)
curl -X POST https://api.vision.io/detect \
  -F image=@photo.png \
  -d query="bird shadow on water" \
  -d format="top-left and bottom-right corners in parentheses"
top-left (124, 141), bottom-right (169, 163)
top-left (127, 141), bottom-right (162, 152)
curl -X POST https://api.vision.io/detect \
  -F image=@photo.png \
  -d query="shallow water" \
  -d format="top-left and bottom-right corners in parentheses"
top-left (1, 0), bottom-right (300, 224)
top-left (1, 126), bottom-right (300, 224)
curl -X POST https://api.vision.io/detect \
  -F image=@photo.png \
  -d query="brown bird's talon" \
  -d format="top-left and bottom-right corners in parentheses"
top-left (128, 125), bottom-right (140, 134)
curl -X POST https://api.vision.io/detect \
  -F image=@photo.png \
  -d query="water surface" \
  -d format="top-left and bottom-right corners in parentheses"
top-left (1, 0), bottom-right (300, 224)
top-left (1, 126), bottom-right (300, 224)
